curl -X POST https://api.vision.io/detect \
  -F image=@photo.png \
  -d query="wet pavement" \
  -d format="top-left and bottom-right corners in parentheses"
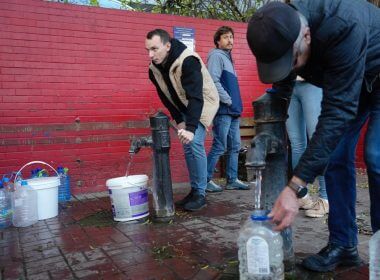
top-left (0, 170), bottom-right (372, 279)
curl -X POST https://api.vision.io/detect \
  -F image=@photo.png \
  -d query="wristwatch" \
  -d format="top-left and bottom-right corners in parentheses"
top-left (287, 181), bottom-right (308, 198)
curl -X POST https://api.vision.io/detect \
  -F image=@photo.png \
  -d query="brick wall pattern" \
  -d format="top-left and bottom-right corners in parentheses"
top-left (0, 0), bottom-right (365, 193)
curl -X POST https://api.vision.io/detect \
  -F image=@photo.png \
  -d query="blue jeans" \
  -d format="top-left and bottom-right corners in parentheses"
top-left (183, 122), bottom-right (207, 196)
top-left (326, 79), bottom-right (380, 247)
top-left (286, 81), bottom-right (327, 199)
top-left (207, 114), bottom-right (241, 183)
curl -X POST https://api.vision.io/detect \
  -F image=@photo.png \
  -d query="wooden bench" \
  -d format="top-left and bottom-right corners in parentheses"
top-left (239, 117), bottom-right (256, 148)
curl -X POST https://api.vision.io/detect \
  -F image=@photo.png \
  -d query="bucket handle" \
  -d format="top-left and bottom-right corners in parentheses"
top-left (15, 161), bottom-right (59, 183)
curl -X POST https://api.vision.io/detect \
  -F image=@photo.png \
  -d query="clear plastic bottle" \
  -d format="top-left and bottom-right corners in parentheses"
top-left (0, 180), bottom-right (12, 229)
top-left (238, 210), bottom-right (284, 280)
top-left (370, 230), bottom-right (380, 280)
top-left (12, 180), bottom-right (38, 227)
top-left (3, 177), bottom-right (14, 192)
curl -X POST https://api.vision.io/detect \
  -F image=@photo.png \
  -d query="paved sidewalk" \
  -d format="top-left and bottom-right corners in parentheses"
top-left (0, 170), bottom-right (371, 279)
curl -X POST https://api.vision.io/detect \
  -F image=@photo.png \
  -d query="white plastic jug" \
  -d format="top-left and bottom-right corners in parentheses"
top-left (238, 210), bottom-right (284, 280)
top-left (12, 180), bottom-right (38, 227)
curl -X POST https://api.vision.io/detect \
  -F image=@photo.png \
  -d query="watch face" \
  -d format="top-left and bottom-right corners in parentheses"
top-left (298, 187), bottom-right (308, 198)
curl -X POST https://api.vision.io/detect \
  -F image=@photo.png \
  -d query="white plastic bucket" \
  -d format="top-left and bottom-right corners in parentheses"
top-left (106, 175), bottom-right (149, 222)
top-left (15, 161), bottom-right (60, 220)
top-left (26, 177), bottom-right (60, 220)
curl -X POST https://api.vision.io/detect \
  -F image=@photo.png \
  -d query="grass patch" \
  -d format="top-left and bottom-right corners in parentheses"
top-left (152, 244), bottom-right (175, 261)
top-left (76, 210), bottom-right (117, 227)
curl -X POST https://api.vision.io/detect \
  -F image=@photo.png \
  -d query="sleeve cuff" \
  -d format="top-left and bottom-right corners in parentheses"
top-left (186, 124), bottom-right (197, 134)
top-left (293, 167), bottom-right (317, 185)
top-left (174, 117), bottom-right (184, 125)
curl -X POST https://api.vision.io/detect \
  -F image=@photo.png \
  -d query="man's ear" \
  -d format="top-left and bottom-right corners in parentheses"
top-left (166, 42), bottom-right (171, 51)
top-left (304, 27), bottom-right (311, 45)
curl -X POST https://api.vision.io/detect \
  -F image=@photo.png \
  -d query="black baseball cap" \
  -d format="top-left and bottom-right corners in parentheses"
top-left (246, 2), bottom-right (300, 84)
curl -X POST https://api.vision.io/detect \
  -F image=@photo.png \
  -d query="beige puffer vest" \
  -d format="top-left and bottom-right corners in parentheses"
top-left (149, 48), bottom-right (219, 128)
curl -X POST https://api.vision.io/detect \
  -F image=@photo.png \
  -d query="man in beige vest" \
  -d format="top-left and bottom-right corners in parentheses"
top-left (145, 29), bottom-right (219, 211)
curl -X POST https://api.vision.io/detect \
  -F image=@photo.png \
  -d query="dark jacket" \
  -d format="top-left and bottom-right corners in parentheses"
top-left (149, 39), bottom-right (204, 133)
top-left (276, 0), bottom-right (380, 183)
top-left (207, 48), bottom-right (243, 117)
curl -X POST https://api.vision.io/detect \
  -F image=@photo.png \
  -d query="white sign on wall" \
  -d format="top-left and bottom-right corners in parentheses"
top-left (173, 27), bottom-right (195, 52)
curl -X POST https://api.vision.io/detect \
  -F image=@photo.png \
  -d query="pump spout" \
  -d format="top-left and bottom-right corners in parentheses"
top-left (246, 133), bottom-right (273, 168)
top-left (129, 136), bottom-right (153, 154)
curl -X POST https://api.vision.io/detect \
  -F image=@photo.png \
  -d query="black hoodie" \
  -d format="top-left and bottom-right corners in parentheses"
top-left (149, 39), bottom-right (204, 133)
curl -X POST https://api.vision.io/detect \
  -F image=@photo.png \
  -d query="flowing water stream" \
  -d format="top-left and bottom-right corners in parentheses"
top-left (253, 169), bottom-right (262, 209)
top-left (125, 154), bottom-right (134, 177)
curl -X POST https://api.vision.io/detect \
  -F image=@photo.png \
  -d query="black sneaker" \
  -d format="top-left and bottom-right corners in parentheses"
top-left (183, 194), bottom-right (206, 211)
top-left (175, 189), bottom-right (194, 207)
top-left (302, 243), bottom-right (362, 272)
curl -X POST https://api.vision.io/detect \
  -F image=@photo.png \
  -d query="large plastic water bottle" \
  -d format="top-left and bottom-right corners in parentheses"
top-left (238, 210), bottom-right (284, 280)
top-left (57, 166), bottom-right (71, 202)
top-left (370, 230), bottom-right (380, 280)
top-left (12, 180), bottom-right (38, 227)
top-left (0, 180), bottom-right (12, 229)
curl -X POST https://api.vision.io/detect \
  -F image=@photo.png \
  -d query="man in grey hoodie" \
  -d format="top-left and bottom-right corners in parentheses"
top-left (206, 26), bottom-right (249, 192)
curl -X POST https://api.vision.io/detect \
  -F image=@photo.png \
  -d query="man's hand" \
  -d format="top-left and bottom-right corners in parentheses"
top-left (177, 122), bottom-right (186, 130)
top-left (178, 129), bottom-right (194, 144)
top-left (268, 186), bottom-right (299, 231)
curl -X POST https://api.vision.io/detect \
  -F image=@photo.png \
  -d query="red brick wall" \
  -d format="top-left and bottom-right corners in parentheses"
top-left (0, 0), bottom-right (267, 193)
top-left (0, 0), bottom-right (365, 194)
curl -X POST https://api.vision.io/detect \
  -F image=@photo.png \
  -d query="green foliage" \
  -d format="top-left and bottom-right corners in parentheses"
top-left (152, 0), bottom-right (267, 22)
top-left (151, 0), bottom-right (380, 22)
top-left (120, 0), bottom-right (146, 11)
top-left (119, 0), bottom-right (129, 8)
top-left (89, 0), bottom-right (99, 6)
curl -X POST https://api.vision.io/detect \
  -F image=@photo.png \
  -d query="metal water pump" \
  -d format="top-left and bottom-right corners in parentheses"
top-left (245, 89), bottom-right (295, 272)
top-left (129, 112), bottom-right (175, 222)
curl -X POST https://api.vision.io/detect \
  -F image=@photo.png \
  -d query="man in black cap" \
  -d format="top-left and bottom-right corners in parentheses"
top-left (247, 0), bottom-right (380, 273)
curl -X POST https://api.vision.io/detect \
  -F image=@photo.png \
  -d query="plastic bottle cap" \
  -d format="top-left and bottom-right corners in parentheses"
top-left (251, 209), bottom-right (270, 221)
top-left (251, 215), bottom-right (270, 221)
top-left (21, 180), bottom-right (28, 186)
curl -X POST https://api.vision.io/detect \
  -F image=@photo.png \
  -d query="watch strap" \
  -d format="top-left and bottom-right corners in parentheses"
top-left (287, 181), bottom-right (307, 198)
